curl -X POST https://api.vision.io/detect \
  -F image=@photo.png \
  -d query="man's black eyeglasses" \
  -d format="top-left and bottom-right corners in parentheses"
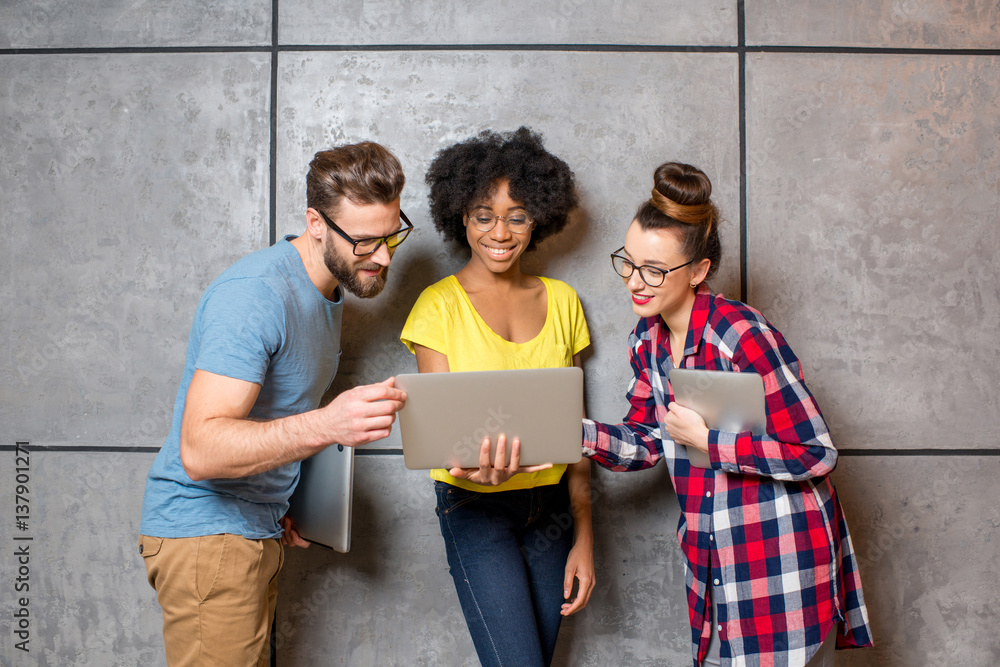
top-left (610, 246), bottom-right (693, 287)
top-left (317, 208), bottom-right (414, 256)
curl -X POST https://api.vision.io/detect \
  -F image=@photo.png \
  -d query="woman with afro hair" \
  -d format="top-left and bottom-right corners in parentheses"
top-left (401, 127), bottom-right (594, 666)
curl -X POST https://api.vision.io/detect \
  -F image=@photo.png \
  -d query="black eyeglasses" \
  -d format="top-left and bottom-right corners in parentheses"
top-left (316, 209), bottom-right (414, 256)
top-left (610, 246), bottom-right (692, 287)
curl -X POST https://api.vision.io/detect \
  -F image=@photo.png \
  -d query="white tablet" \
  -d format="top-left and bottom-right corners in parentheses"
top-left (395, 367), bottom-right (584, 470)
top-left (667, 369), bottom-right (767, 468)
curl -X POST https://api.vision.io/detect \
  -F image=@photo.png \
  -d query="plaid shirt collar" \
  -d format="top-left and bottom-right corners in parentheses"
top-left (684, 284), bottom-right (713, 358)
top-left (649, 283), bottom-right (713, 361)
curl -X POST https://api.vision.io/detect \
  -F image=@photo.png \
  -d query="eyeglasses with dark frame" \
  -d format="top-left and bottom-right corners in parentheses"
top-left (610, 246), bottom-right (693, 287)
top-left (466, 207), bottom-right (534, 234)
top-left (316, 208), bottom-right (414, 256)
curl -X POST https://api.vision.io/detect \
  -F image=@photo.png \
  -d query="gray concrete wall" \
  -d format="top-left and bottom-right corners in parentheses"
top-left (1, 1), bottom-right (997, 665)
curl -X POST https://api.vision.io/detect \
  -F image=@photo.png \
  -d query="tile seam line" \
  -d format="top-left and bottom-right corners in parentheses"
top-left (2, 45), bottom-right (999, 56)
top-left (268, 0), bottom-right (278, 247)
top-left (0, 44), bottom-right (736, 54)
top-left (738, 0), bottom-right (747, 303)
top-left (3, 445), bottom-right (999, 457)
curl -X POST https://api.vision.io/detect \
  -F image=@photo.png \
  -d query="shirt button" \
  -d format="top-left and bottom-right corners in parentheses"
top-left (718, 624), bottom-right (723, 632)
top-left (714, 578), bottom-right (720, 585)
top-left (709, 534), bottom-right (714, 541)
top-left (706, 491), bottom-right (712, 498)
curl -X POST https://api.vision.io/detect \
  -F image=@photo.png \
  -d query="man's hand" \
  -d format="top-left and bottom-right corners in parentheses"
top-left (448, 434), bottom-right (553, 486)
top-left (319, 377), bottom-right (407, 448)
top-left (279, 516), bottom-right (310, 548)
top-left (664, 402), bottom-right (710, 452)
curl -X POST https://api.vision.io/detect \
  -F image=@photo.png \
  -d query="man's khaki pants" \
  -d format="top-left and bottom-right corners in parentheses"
top-left (139, 534), bottom-right (284, 666)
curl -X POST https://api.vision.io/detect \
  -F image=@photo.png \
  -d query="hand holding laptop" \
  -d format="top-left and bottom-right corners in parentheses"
top-left (395, 368), bottom-right (584, 470)
top-left (447, 433), bottom-right (554, 486)
top-left (665, 369), bottom-right (767, 468)
top-left (319, 377), bottom-right (407, 448)
top-left (278, 515), bottom-right (310, 548)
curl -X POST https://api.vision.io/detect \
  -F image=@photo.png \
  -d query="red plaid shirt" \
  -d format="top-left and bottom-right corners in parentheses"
top-left (583, 286), bottom-right (873, 666)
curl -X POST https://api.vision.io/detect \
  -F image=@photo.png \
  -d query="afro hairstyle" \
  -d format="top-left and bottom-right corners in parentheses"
top-left (424, 127), bottom-right (578, 252)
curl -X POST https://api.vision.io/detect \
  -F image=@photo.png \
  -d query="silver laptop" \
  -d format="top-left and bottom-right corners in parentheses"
top-left (285, 443), bottom-right (353, 552)
top-left (395, 367), bottom-right (584, 470)
top-left (667, 369), bottom-right (767, 468)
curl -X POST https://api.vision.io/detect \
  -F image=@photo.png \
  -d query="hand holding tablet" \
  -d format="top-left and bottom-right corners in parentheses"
top-left (666, 369), bottom-right (767, 468)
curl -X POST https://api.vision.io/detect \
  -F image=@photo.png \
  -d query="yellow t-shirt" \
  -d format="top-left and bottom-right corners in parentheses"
top-left (400, 275), bottom-right (590, 492)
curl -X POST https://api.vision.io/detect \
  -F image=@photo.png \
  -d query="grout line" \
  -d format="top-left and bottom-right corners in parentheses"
top-left (0, 46), bottom-right (270, 55)
top-left (2, 444), bottom-right (997, 457)
top-left (279, 43), bottom-right (739, 52)
top-left (268, 0), bottom-right (278, 247)
top-left (743, 45), bottom-right (1000, 56)
top-left (0, 44), bottom-right (734, 55)
top-left (737, 0), bottom-right (748, 304)
top-left (2, 45), bottom-right (998, 56)
top-left (1, 445), bottom-right (162, 453)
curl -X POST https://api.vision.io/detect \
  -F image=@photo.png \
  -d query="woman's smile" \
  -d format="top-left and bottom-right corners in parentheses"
top-left (630, 292), bottom-right (653, 305)
top-left (484, 244), bottom-right (515, 258)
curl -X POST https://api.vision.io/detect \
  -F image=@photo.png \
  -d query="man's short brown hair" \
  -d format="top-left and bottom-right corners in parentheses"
top-left (306, 142), bottom-right (405, 215)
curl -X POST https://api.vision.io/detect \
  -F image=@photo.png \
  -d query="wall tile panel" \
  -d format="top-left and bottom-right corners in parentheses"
top-left (279, 0), bottom-right (736, 46)
top-left (0, 450), bottom-right (163, 667)
top-left (746, 53), bottom-right (1000, 450)
top-left (0, 0), bottom-right (270, 49)
top-left (0, 54), bottom-right (271, 447)
top-left (746, 0), bottom-right (1000, 48)
top-left (832, 456), bottom-right (1000, 665)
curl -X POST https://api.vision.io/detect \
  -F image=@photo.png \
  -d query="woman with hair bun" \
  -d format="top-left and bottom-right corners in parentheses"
top-left (582, 162), bottom-right (873, 666)
top-left (400, 127), bottom-right (594, 667)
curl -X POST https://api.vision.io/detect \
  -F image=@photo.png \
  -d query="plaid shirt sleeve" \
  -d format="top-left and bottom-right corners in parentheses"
top-left (583, 325), bottom-right (665, 471)
top-left (710, 323), bottom-right (839, 482)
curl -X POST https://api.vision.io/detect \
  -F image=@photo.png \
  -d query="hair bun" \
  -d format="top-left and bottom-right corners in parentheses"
top-left (648, 162), bottom-right (717, 235)
top-left (653, 162), bottom-right (712, 206)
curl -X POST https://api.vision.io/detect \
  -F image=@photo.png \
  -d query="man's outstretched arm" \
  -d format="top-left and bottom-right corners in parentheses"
top-left (180, 369), bottom-right (406, 481)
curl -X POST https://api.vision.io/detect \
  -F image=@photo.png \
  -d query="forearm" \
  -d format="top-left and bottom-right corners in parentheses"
top-left (567, 458), bottom-right (593, 545)
top-left (724, 328), bottom-right (837, 480)
top-left (181, 375), bottom-right (404, 481)
top-left (181, 409), bottom-right (329, 481)
top-left (583, 418), bottom-right (663, 471)
top-left (712, 429), bottom-right (837, 481)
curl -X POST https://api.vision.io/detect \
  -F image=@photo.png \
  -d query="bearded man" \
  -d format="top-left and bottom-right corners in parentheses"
top-left (138, 142), bottom-right (411, 666)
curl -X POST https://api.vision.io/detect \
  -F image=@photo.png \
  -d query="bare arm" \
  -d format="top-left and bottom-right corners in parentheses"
top-left (562, 353), bottom-right (595, 615)
top-left (414, 344), bottom-right (450, 373)
top-left (179, 369), bottom-right (406, 481)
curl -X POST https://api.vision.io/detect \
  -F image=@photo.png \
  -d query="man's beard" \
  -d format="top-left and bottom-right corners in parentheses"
top-left (323, 237), bottom-right (388, 298)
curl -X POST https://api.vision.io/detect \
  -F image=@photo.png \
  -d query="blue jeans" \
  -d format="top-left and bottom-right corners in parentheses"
top-left (435, 479), bottom-right (574, 667)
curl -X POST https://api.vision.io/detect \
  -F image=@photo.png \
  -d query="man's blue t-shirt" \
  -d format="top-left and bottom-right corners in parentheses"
top-left (140, 236), bottom-right (343, 539)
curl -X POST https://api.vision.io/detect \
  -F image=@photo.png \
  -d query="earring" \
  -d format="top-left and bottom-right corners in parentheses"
top-left (690, 283), bottom-right (698, 289)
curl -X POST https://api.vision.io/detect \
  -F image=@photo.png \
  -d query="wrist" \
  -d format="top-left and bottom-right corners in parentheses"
top-left (572, 520), bottom-right (594, 544)
top-left (299, 407), bottom-right (338, 451)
